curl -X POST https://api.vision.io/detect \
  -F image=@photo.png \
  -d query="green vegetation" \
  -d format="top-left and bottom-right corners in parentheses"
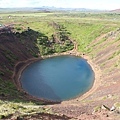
top-left (1, 11), bottom-right (120, 119)
top-left (0, 77), bottom-right (21, 99)
top-left (64, 21), bottom-right (117, 53)
top-left (0, 99), bottom-right (51, 119)
top-left (93, 105), bottom-right (101, 112)
top-left (0, 77), bottom-right (51, 118)
top-left (114, 102), bottom-right (120, 108)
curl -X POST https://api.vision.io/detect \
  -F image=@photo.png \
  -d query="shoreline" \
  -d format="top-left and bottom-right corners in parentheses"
top-left (12, 50), bottom-right (101, 104)
top-left (62, 55), bottom-right (101, 104)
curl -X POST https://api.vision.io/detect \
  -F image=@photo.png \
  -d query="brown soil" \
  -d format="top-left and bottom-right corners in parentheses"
top-left (1, 28), bottom-right (120, 119)
top-left (46, 30), bottom-right (120, 119)
top-left (4, 113), bottom-right (71, 120)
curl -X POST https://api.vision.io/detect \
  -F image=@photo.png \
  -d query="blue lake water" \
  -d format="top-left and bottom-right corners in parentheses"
top-left (20, 55), bottom-right (94, 102)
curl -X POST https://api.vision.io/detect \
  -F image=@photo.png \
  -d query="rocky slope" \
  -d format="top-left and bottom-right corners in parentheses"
top-left (1, 25), bottom-right (120, 119)
top-left (50, 28), bottom-right (120, 120)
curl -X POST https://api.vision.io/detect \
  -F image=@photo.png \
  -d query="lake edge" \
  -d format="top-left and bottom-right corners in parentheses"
top-left (12, 51), bottom-right (101, 104)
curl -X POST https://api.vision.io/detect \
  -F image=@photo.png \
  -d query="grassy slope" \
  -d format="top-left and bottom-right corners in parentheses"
top-left (64, 18), bottom-right (118, 53)
top-left (0, 12), bottom-right (120, 119)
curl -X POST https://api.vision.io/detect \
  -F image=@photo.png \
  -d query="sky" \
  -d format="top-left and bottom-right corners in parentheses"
top-left (0, 0), bottom-right (120, 10)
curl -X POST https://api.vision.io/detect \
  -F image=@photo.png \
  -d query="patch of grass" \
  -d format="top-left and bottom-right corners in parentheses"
top-left (92, 37), bottom-right (107, 47)
top-left (100, 63), bottom-right (106, 67)
top-left (102, 96), bottom-right (108, 100)
top-left (93, 106), bottom-right (101, 112)
top-left (114, 102), bottom-right (120, 108)
top-left (63, 20), bottom-right (116, 53)
top-left (27, 21), bottom-right (55, 38)
top-left (0, 100), bottom-right (51, 118)
top-left (0, 78), bottom-right (20, 97)
top-left (108, 50), bottom-right (120, 60)
top-left (114, 59), bottom-right (120, 68)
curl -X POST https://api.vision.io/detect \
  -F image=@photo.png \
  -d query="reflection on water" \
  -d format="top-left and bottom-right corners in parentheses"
top-left (20, 55), bottom-right (94, 102)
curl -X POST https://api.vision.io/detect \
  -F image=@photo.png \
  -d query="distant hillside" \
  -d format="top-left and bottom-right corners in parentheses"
top-left (34, 7), bottom-right (102, 12)
top-left (110, 8), bottom-right (120, 12)
top-left (0, 7), bottom-right (103, 12)
top-left (0, 8), bottom-right (37, 12)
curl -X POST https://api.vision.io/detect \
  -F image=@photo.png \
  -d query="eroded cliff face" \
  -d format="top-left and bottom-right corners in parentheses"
top-left (0, 26), bottom-right (74, 82)
top-left (87, 29), bottom-right (120, 100)
top-left (0, 30), bottom-right (39, 81)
